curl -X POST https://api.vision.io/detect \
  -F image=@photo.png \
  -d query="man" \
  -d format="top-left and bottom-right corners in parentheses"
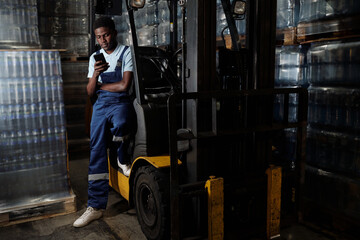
top-left (73, 17), bottom-right (135, 228)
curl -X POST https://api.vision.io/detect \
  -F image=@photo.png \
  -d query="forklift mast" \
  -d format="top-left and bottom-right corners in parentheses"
top-left (184, 0), bottom-right (277, 182)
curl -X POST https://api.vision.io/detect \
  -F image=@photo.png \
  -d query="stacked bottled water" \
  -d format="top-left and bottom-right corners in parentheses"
top-left (276, 0), bottom-right (299, 29)
top-left (299, 0), bottom-right (360, 23)
top-left (37, 0), bottom-right (89, 56)
top-left (273, 45), bottom-right (308, 169)
top-left (114, 7), bottom-right (131, 46)
top-left (133, 0), bottom-right (157, 46)
top-left (274, 45), bottom-right (308, 123)
top-left (306, 40), bottom-right (360, 177)
top-left (112, 0), bottom-right (183, 47)
top-left (157, 0), bottom-right (170, 46)
top-left (0, 0), bottom-right (40, 48)
top-left (275, 45), bottom-right (308, 87)
top-left (307, 41), bottom-right (360, 87)
top-left (0, 50), bottom-right (69, 209)
top-left (216, 0), bottom-right (246, 38)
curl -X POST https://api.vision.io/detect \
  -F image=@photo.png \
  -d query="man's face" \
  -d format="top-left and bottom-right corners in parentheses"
top-left (95, 27), bottom-right (117, 53)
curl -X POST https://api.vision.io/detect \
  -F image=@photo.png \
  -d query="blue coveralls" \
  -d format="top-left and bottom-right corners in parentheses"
top-left (88, 46), bottom-right (135, 209)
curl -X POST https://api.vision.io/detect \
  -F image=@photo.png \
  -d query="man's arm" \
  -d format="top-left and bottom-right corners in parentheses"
top-left (99, 71), bottom-right (133, 92)
top-left (87, 61), bottom-right (109, 97)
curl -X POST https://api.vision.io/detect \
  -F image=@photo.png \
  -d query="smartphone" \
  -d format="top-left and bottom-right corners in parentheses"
top-left (94, 53), bottom-right (106, 63)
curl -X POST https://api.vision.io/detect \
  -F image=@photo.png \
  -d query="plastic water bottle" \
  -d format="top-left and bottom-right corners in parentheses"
top-left (38, 76), bottom-right (46, 102)
top-left (158, 0), bottom-right (169, 23)
top-left (46, 101), bottom-right (54, 129)
top-left (9, 80), bottom-right (17, 104)
top-left (1, 105), bottom-right (9, 131)
top-left (8, 131), bottom-right (17, 171)
top-left (49, 51), bottom-right (57, 76)
top-left (41, 51), bottom-right (50, 76)
top-left (16, 130), bottom-right (27, 170)
top-left (15, 78), bottom-right (24, 104)
top-left (0, 105), bottom-right (6, 131)
top-left (55, 51), bottom-right (62, 76)
top-left (43, 76), bottom-right (52, 102)
top-left (30, 103), bottom-right (39, 135)
top-left (22, 77), bottom-right (28, 104)
top-left (0, 52), bottom-right (8, 78)
top-left (38, 102), bottom-right (47, 129)
top-left (146, 1), bottom-right (156, 26)
top-left (52, 102), bottom-right (60, 128)
top-left (13, 104), bottom-right (22, 131)
top-left (29, 77), bottom-right (39, 103)
top-left (47, 131), bottom-right (56, 162)
top-left (26, 51), bottom-right (35, 77)
top-left (34, 51), bottom-right (43, 77)
top-left (158, 22), bottom-right (170, 46)
top-left (0, 79), bottom-right (9, 104)
top-left (23, 103), bottom-right (31, 132)
top-left (59, 102), bottom-right (65, 127)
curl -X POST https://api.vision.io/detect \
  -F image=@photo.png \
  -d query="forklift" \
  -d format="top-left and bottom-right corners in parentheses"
top-left (91, 0), bottom-right (308, 239)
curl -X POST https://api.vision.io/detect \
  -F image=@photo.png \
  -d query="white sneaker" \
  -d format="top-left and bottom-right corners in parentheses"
top-left (73, 207), bottom-right (104, 228)
top-left (117, 158), bottom-right (131, 177)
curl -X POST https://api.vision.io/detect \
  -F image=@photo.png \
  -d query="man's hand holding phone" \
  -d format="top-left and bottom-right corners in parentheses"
top-left (94, 53), bottom-right (109, 74)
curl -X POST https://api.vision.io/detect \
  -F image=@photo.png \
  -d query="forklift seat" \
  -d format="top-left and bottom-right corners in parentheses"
top-left (133, 99), bottom-right (169, 159)
top-left (137, 46), bottom-right (180, 99)
top-left (131, 46), bottom-right (181, 159)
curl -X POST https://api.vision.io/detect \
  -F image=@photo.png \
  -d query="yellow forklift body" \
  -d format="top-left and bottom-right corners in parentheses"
top-left (205, 176), bottom-right (224, 240)
top-left (266, 165), bottom-right (282, 239)
top-left (108, 156), bottom-right (181, 201)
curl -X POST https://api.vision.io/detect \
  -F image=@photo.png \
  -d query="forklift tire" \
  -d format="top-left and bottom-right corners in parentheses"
top-left (133, 165), bottom-right (170, 240)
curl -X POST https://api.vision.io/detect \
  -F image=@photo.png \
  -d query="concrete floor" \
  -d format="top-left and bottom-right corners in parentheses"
top-left (0, 158), bottom-right (336, 240)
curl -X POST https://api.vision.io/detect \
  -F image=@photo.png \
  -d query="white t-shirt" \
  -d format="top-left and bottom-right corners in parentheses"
top-left (88, 44), bottom-right (133, 82)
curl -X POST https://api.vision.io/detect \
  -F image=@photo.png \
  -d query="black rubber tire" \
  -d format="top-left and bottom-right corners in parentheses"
top-left (133, 165), bottom-right (170, 240)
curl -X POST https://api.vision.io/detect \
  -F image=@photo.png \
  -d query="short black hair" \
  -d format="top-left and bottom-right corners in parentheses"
top-left (93, 17), bottom-right (116, 31)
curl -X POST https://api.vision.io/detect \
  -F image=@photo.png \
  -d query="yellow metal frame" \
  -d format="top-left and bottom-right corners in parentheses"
top-left (205, 176), bottom-right (224, 240)
top-left (266, 165), bottom-right (282, 240)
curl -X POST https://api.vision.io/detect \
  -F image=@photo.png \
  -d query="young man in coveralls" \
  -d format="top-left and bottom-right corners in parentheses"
top-left (73, 17), bottom-right (135, 228)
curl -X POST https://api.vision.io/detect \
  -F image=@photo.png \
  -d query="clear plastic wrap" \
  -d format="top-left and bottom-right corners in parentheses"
top-left (275, 45), bottom-right (308, 87)
top-left (272, 128), bottom-right (297, 169)
top-left (308, 40), bottom-right (360, 86)
top-left (273, 92), bottom-right (300, 123)
top-left (216, 0), bottom-right (246, 37)
top-left (38, 0), bottom-right (89, 16)
top-left (308, 86), bottom-right (360, 131)
top-left (50, 35), bottom-right (89, 56)
top-left (158, 22), bottom-right (170, 46)
top-left (276, 0), bottom-right (299, 29)
top-left (113, 10), bottom-right (131, 46)
top-left (37, 0), bottom-right (89, 56)
top-left (307, 127), bottom-right (360, 177)
top-left (0, 50), bottom-right (70, 210)
top-left (137, 26), bottom-right (156, 46)
top-left (134, 0), bottom-right (157, 29)
top-left (158, 0), bottom-right (170, 24)
top-left (39, 16), bottom-right (89, 35)
top-left (0, 2), bottom-right (40, 48)
top-left (112, 0), bottom-right (183, 47)
top-left (304, 165), bottom-right (360, 220)
top-left (299, 0), bottom-right (360, 23)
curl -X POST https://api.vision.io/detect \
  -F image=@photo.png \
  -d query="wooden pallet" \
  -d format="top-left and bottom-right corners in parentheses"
top-left (216, 34), bottom-right (246, 49)
top-left (276, 27), bottom-right (297, 46)
top-left (297, 15), bottom-right (360, 44)
top-left (0, 193), bottom-right (76, 227)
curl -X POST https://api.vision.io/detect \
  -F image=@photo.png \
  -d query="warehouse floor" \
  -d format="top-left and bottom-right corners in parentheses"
top-left (0, 157), bottom-right (336, 240)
